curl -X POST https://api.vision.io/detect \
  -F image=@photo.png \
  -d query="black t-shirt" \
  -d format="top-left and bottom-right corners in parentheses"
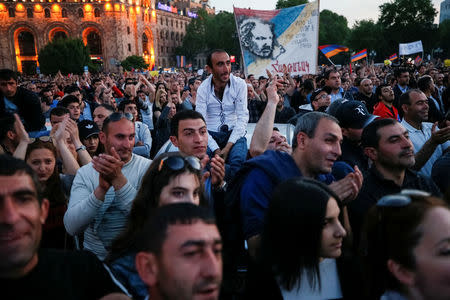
top-left (2, 249), bottom-right (120, 300)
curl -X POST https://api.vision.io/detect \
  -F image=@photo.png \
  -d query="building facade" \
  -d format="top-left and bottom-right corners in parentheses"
top-left (0, 0), bottom-right (207, 74)
top-left (440, 0), bottom-right (450, 24)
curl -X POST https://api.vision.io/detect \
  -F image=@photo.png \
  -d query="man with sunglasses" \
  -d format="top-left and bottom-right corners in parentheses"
top-left (349, 118), bottom-right (440, 249)
top-left (64, 112), bottom-right (151, 260)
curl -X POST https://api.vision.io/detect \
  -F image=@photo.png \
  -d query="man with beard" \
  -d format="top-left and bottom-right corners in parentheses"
top-left (135, 203), bottom-right (222, 300)
top-left (0, 69), bottom-right (44, 133)
top-left (348, 118), bottom-right (441, 248)
top-left (64, 112), bottom-right (151, 260)
top-left (373, 84), bottom-right (400, 120)
top-left (0, 155), bottom-right (120, 299)
top-left (196, 50), bottom-right (249, 182)
top-left (400, 89), bottom-right (450, 177)
top-left (393, 68), bottom-right (410, 111)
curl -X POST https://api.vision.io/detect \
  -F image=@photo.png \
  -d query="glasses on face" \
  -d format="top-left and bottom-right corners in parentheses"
top-left (158, 156), bottom-right (202, 172)
top-left (29, 136), bottom-right (52, 144)
top-left (376, 189), bottom-right (431, 207)
top-left (315, 94), bottom-right (328, 101)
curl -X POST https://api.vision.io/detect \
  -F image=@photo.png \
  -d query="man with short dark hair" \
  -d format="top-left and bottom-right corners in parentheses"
top-left (373, 84), bottom-right (399, 120)
top-left (58, 95), bottom-right (82, 122)
top-left (417, 75), bottom-right (444, 123)
top-left (0, 155), bottom-right (120, 299)
top-left (349, 118), bottom-right (441, 247)
top-left (50, 106), bottom-right (70, 127)
top-left (64, 113), bottom-right (151, 260)
top-left (393, 68), bottom-right (410, 110)
top-left (324, 69), bottom-right (353, 103)
top-left (400, 89), bottom-right (450, 177)
top-left (196, 49), bottom-right (249, 182)
top-left (0, 69), bottom-right (44, 132)
top-left (135, 203), bottom-right (222, 300)
top-left (93, 104), bottom-right (115, 130)
top-left (0, 113), bottom-right (29, 157)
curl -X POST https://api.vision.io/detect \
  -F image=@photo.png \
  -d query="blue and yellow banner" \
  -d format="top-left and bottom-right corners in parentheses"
top-left (234, 1), bottom-right (319, 77)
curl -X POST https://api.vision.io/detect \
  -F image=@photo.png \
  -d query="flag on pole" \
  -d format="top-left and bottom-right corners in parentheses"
top-left (351, 49), bottom-right (368, 62)
top-left (389, 53), bottom-right (398, 61)
top-left (414, 55), bottom-right (422, 66)
top-left (318, 45), bottom-right (349, 58)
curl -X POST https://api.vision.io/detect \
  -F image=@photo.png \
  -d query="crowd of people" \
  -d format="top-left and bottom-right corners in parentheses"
top-left (1, 48), bottom-right (450, 300)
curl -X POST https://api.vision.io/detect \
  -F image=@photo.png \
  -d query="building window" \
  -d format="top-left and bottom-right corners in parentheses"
top-left (166, 18), bottom-right (168, 26)
top-left (160, 18), bottom-right (163, 25)
top-left (86, 30), bottom-right (102, 55)
top-left (160, 31), bottom-right (164, 39)
top-left (176, 32), bottom-right (179, 41)
top-left (171, 32), bottom-right (174, 40)
top-left (166, 46), bottom-right (169, 53)
top-left (127, 9), bottom-right (129, 18)
top-left (171, 19), bottom-right (173, 27)
top-left (127, 27), bottom-right (130, 34)
top-left (18, 31), bottom-right (36, 56)
top-left (161, 46), bottom-right (164, 53)
top-left (78, 8), bottom-right (84, 18)
top-left (53, 31), bottom-right (67, 40)
top-left (62, 8), bottom-right (68, 18)
top-left (8, 7), bottom-right (15, 17)
top-left (26, 8), bottom-right (33, 18)
top-left (176, 20), bottom-right (178, 28)
top-left (165, 31), bottom-right (168, 39)
top-left (180, 22), bottom-right (183, 29)
top-left (94, 8), bottom-right (100, 17)
top-left (142, 33), bottom-right (149, 55)
top-left (128, 43), bottom-right (131, 52)
top-left (45, 8), bottom-right (51, 18)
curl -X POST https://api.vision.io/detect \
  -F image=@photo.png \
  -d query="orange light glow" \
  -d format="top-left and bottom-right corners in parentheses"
top-left (105, 3), bottom-right (112, 11)
top-left (51, 4), bottom-right (60, 12)
top-left (151, 9), bottom-right (155, 18)
top-left (121, 4), bottom-right (125, 11)
top-left (135, 6), bottom-right (140, 13)
top-left (0, 4), bottom-right (6, 12)
top-left (84, 4), bottom-right (92, 11)
top-left (34, 3), bottom-right (42, 11)
top-left (114, 3), bottom-right (120, 11)
top-left (16, 3), bottom-right (25, 11)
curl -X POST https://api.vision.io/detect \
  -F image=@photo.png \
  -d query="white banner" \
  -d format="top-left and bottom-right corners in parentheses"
top-left (234, 1), bottom-right (319, 77)
top-left (399, 41), bottom-right (423, 56)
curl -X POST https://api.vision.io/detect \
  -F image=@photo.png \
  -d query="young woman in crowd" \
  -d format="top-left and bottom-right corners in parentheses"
top-left (246, 178), bottom-right (361, 299)
top-left (153, 88), bottom-right (168, 123)
top-left (106, 152), bottom-right (208, 299)
top-left (25, 119), bottom-right (80, 249)
top-left (361, 191), bottom-right (450, 300)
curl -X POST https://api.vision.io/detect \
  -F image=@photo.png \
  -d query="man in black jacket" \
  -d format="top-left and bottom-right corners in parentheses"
top-left (0, 69), bottom-right (44, 133)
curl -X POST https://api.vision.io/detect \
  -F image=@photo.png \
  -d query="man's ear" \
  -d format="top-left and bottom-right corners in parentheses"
top-left (99, 131), bottom-right (106, 145)
top-left (6, 130), bottom-right (16, 141)
top-left (363, 147), bottom-right (377, 161)
top-left (40, 198), bottom-right (50, 225)
top-left (401, 104), bottom-right (409, 115)
top-left (296, 132), bottom-right (308, 150)
top-left (169, 135), bottom-right (179, 148)
top-left (135, 252), bottom-right (159, 287)
top-left (387, 259), bottom-right (415, 286)
top-left (205, 65), bottom-right (211, 74)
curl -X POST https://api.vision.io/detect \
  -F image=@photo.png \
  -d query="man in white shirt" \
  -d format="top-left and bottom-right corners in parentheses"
top-left (399, 89), bottom-right (450, 177)
top-left (196, 49), bottom-right (249, 182)
top-left (64, 112), bottom-right (151, 260)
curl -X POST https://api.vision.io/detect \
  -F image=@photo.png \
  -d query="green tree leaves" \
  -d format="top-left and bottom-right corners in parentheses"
top-left (121, 55), bottom-right (149, 71)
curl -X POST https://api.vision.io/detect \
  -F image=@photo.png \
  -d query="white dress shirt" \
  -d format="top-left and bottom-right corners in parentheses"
top-left (196, 74), bottom-right (249, 151)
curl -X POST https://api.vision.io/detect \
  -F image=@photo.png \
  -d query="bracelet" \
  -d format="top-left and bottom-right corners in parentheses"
top-left (76, 145), bottom-right (86, 152)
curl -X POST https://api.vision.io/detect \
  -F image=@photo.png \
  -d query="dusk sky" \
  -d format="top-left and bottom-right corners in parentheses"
top-left (208, 0), bottom-right (444, 27)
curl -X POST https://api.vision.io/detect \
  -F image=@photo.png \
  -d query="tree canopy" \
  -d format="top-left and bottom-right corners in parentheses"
top-left (275, 0), bottom-right (308, 9)
top-left (38, 38), bottom-right (94, 75)
top-left (121, 55), bottom-right (149, 71)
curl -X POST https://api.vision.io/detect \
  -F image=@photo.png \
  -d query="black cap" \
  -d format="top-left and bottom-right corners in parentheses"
top-left (311, 86), bottom-right (332, 102)
top-left (78, 120), bottom-right (100, 140)
top-left (335, 100), bottom-right (377, 129)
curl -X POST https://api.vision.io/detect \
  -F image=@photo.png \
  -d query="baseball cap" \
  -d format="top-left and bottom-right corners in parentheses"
top-left (310, 86), bottom-right (332, 102)
top-left (78, 120), bottom-right (100, 140)
top-left (335, 100), bottom-right (377, 129)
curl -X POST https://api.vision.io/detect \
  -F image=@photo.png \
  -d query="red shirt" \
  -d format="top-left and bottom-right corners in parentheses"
top-left (373, 101), bottom-right (400, 121)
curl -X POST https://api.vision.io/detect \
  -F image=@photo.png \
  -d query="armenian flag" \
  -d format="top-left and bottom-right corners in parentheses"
top-left (414, 55), bottom-right (422, 66)
top-left (351, 49), bottom-right (367, 62)
top-left (319, 45), bottom-right (349, 58)
top-left (389, 53), bottom-right (398, 61)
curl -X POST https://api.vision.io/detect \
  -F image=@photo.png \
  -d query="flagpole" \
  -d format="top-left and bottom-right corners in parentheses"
top-left (327, 57), bottom-right (335, 66)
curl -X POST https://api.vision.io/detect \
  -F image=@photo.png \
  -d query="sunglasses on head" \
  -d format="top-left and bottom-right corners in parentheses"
top-left (29, 136), bottom-right (52, 144)
top-left (107, 112), bottom-right (133, 122)
top-left (158, 156), bottom-right (202, 172)
top-left (376, 189), bottom-right (431, 207)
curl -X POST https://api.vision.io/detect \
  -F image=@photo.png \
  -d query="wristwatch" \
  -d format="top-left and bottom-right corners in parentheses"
top-left (76, 145), bottom-right (86, 152)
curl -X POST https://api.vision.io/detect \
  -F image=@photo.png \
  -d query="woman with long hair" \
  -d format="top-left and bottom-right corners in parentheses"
top-left (361, 190), bottom-right (450, 300)
top-left (246, 178), bottom-right (360, 299)
top-left (25, 121), bottom-right (80, 249)
top-left (106, 152), bottom-right (208, 299)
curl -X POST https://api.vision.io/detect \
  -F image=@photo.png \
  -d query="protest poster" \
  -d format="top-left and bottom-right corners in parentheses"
top-left (234, 1), bottom-right (319, 77)
top-left (399, 41), bottom-right (423, 56)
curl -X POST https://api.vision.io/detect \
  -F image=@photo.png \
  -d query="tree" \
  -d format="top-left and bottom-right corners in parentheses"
top-left (38, 38), bottom-right (93, 75)
top-left (347, 20), bottom-right (386, 60)
top-left (121, 55), bottom-right (149, 71)
top-left (275, 0), bottom-right (308, 9)
top-left (318, 10), bottom-right (350, 65)
top-left (378, 0), bottom-right (437, 52)
top-left (438, 20), bottom-right (450, 57)
top-left (176, 9), bottom-right (209, 60)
